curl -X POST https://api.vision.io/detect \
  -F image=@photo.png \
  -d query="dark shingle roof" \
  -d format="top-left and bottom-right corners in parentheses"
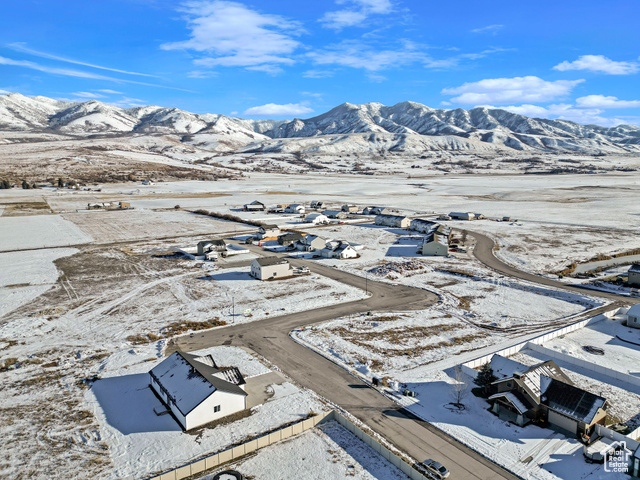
top-left (541, 377), bottom-right (606, 424)
top-left (629, 264), bottom-right (640, 273)
top-left (255, 256), bottom-right (289, 267)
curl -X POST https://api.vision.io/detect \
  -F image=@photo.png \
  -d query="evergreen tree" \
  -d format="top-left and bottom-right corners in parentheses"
top-left (58, 178), bottom-right (64, 188)
top-left (474, 363), bottom-right (498, 396)
top-left (0, 179), bottom-right (10, 189)
top-left (21, 180), bottom-right (30, 189)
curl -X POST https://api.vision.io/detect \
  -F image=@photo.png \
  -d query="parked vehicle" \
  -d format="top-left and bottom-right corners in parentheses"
top-left (422, 459), bottom-right (450, 479)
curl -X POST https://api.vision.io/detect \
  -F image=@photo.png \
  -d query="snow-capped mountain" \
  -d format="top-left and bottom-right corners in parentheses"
top-left (1, 93), bottom-right (639, 154)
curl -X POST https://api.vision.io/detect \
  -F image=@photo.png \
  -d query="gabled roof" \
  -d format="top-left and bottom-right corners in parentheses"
top-left (541, 377), bottom-right (606, 424)
top-left (376, 214), bottom-right (408, 221)
top-left (629, 264), bottom-right (640, 273)
top-left (150, 351), bottom-right (247, 416)
top-left (489, 354), bottom-right (529, 380)
top-left (489, 391), bottom-right (531, 414)
top-left (628, 304), bottom-right (640, 317)
top-left (254, 256), bottom-right (289, 267)
top-left (246, 200), bottom-right (265, 206)
top-left (260, 224), bottom-right (279, 230)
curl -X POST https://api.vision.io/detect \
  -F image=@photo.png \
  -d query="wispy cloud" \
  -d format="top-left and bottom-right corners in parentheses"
top-left (575, 94), bottom-right (640, 109)
top-left (7, 43), bottom-right (158, 77)
top-left (302, 69), bottom-right (335, 78)
top-left (442, 76), bottom-right (584, 104)
top-left (96, 89), bottom-right (123, 94)
top-left (162, 1), bottom-right (304, 75)
top-left (494, 103), bottom-right (631, 127)
top-left (71, 91), bottom-right (107, 99)
top-left (320, 0), bottom-right (393, 29)
top-left (0, 55), bottom-right (195, 92)
top-left (308, 40), bottom-right (428, 71)
top-left (553, 55), bottom-right (640, 75)
top-left (471, 24), bottom-right (504, 34)
top-left (243, 102), bottom-right (313, 117)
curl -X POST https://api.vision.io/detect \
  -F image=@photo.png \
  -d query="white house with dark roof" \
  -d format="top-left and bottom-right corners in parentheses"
top-left (149, 351), bottom-right (247, 431)
top-left (319, 240), bottom-right (358, 259)
top-left (250, 257), bottom-right (292, 280)
top-left (257, 224), bottom-right (280, 239)
top-left (243, 200), bottom-right (265, 211)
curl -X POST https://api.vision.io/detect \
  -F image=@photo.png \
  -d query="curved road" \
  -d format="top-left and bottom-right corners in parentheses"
top-left (169, 233), bottom-right (634, 480)
top-left (469, 230), bottom-right (636, 305)
top-left (170, 245), bottom-right (518, 480)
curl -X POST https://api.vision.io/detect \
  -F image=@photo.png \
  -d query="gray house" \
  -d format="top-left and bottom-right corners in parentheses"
top-left (323, 210), bottom-right (347, 219)
top-left (292, 234), bottom-right (326, 252)
top-left (420, 233), bottom-right (449, 256)
top-left (277, 232), bottom-right (304, 246)
top-left (629, 264), bottom-right (640, 287)
top-left (243, 200), bottom-right (265, 211)
top-left (449, 212), bottom-right (476, 220)
top-left (250, 257), bottom-right (292, 280)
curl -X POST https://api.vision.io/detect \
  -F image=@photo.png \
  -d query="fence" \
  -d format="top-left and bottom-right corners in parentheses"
top-left (595, 423), bottom-right (640, 450)
top-left (460, 311), bottom-right (616, 377)
top-left (146, 410), bottom-right (432, 480)
top-left (527, 342), bottom-right (640, 390)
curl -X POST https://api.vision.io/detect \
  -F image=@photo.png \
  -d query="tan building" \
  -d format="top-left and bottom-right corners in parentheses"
top-left (375, 214), bottom-right (411, 228)
top-left (629, 264), bottom-right (640, 287)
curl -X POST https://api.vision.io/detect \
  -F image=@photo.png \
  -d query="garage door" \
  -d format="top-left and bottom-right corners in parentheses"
top-left (548, 410), bottom-right (578, 435)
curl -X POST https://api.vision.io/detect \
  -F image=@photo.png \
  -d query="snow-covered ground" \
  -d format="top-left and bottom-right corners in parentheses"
top-left (0, 248), bottom-right (77, 317)
top-left (87, 344), bottom-right (328, 480)
top-left (0, 214), bottom-right (92, 251)
top-left (198, 420), bottom-right (411, 480)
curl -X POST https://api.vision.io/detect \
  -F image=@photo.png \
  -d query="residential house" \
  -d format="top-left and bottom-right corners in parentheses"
top-left (277, 232), bottom-right (304, 246)
top-left (285, 204), bottom-right (305, 214)
top-left (410, 218), bottom-right (438, 233)
top-left (305, 213), bottom-right (329, 225)
top-left (243, 200), bottom-right (265, 211)
top-left (310, 200), bottom-right (324, 209)
top-left (627, 304), bottom-right (640, 329)
top-left (319, 240), bottom-right (358, 259)
top-left (322, 210), bottom-right (347, 219)
top-left (420, 232), bottom-right (449, 256)
top-left (449, 212), bottom-right (476, 221)
top-left (149, 351), bottom-right (247, 431)
top-left (196, 240), bottom-right (226, 257)
top-left (250, 257), bottom-right (293, 280)
top-left (629, 264), bottom-right (640, 287)
top-left (341, 204), bottom-right (359, 213)
top-left (257, 224), bottom-right (280, 239)
top-left (363, 206), bottom-right (391, 215)
top-left (487, 354), bottom-right (608, 436)
top-left (292, 234), bottom-right (327, 252)
top-left (375, 214), bottom-right (411, 228)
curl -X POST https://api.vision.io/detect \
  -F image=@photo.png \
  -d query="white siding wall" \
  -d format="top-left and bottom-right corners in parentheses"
top-left (186, 390), bottom-right (246, 430)
top-left (256, 263), bottom-right (291, 280)
top-left (421, 242), bottom-right (448, 256)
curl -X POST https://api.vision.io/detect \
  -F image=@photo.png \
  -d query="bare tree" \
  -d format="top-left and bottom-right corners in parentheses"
top-left (450, 366), bottom-right (469, 407)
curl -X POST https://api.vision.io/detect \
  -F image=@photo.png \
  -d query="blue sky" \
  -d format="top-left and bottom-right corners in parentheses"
top-left (1, 0), bottom-right (639, 126)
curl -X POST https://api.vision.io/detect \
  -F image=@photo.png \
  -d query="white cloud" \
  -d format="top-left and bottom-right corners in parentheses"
top-left (367, 73), bottom-right (387, 82)
top-left (96, 89), bottom-right (123, 94)
top-left (320, 0), bottom-right (393, 29)
top-left (308, 40), bottom-right (428, 71)
top-left (162, 1), bottom-right (303, 73)
top-left (442, 76), bottom-right (584, 104)
top-left (553, 55), bottom-right (639, 75)
top-left (0, 56), bottom-right (194, 92)
top-left (108, 97), bottom-right (147, 108)
top-left (8, 43), bottom-right (157, 77)
top-left (471, 24), bottom-right (503, 34)
top-left (243, 102), bottom-right (313, 117)
top-left (489, 103), bottom-right (631, 127)
top-left (575, 95), bottom-right (640, 109)
top-left (302, 69), bottom-right (335, 78)
top-left (71, 91), bottom-right (107, 99)
top-left (301, 91), bottom-right (324, 98)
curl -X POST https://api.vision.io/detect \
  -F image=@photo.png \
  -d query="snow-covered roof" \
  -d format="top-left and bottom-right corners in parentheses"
top-left (376, 214), bottom-right (407, 221)
top-left (628, 264), bottom-right (640, 273)
top-left (489, 354), bottom-right (529, 380)
top-left (628, 304), bottom-right (640, 317)
top-left (150, 352), bottom-right (246, 416)
top-left (254, 256), bottom-right (289, 267)
top-left (488, 392), bottom-right (529, 414)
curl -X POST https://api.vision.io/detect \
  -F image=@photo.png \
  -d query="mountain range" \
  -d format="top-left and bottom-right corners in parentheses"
top-left (1, 92), bottom-right (639, 155)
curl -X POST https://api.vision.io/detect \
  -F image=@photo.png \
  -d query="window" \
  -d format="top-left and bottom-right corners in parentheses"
top-left (214, 405), bottom-right (221, 413)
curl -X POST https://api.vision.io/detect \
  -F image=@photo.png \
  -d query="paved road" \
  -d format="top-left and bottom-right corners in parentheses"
top-left (468, 230), bottom-right (636, 305)
top-left (170, 246), bottom-right (518, 480)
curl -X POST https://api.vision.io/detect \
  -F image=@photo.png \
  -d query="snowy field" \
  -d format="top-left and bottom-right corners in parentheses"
top-left (0, 247), bottom-right (77, 317)
top-left (199, 420), bottom-right (411, 480)
top-left (63, 209), bottom-right (252, 243)
top-left (0, 214), bottom-right (93, 251)
top-left (87, 344), bottom-right (328, 480)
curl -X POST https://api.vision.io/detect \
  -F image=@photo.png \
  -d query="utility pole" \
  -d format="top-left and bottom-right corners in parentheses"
top-left (232, 296), bottom-right (235, 318)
